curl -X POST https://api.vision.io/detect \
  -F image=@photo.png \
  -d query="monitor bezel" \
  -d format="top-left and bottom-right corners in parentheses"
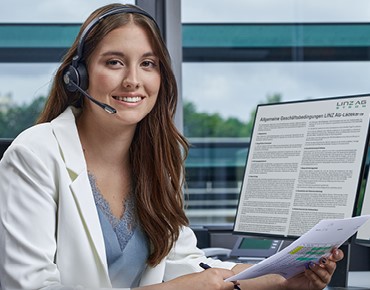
top-left (354, 155), bottom-right (370, 247)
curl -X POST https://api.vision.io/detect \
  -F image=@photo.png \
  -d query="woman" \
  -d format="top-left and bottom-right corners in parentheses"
top-left (0, 3), bottom-right (343, 289)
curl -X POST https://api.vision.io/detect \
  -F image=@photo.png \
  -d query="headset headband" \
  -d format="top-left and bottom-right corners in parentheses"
top-left (72, 6), bottom-right (157, 67)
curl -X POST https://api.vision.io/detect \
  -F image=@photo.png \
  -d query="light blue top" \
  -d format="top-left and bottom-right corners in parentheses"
top-left (89, 174), bottom-right (149, 288)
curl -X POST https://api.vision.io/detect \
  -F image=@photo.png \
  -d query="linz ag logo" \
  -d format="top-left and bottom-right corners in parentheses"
top-left (336, 99), bottom-right (367, 109)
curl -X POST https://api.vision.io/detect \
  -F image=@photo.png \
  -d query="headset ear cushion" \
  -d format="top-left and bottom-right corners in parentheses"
top-left (76, 63), bottom-right (88, 90)
top-left (63, 65), bottom-right (79, 92)
top-left (63, 64), bottom-right (89, 92)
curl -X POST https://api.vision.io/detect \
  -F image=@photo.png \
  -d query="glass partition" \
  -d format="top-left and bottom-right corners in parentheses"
top-left (181, 0), bottom-right (370, 225)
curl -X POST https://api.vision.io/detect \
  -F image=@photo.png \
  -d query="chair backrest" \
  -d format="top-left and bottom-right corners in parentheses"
top-left (0, 138), bottom-right (13, 160)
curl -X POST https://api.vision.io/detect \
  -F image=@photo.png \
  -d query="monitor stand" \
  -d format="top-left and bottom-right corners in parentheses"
top-left (328, 243), bottom-right (351, 287)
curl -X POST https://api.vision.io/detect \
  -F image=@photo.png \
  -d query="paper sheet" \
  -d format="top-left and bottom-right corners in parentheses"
top-left (226, 215), bottom-right (370, 281)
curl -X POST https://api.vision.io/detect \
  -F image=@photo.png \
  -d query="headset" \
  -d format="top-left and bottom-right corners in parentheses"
top-left (62, 6), bottom-right (157, 114)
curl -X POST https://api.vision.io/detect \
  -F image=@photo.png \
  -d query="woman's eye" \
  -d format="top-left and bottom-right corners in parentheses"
top-left (106, 59), bottom-right (122, 66)
top-left (142, 60), bottom-right (157, 68)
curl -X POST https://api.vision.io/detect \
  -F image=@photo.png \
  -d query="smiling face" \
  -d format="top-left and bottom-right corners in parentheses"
top-left (85, 23), bottom-right (161, 126)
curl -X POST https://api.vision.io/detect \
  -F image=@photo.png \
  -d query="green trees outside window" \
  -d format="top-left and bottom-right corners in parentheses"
top-left (0, 93), bottom-right (281, 139)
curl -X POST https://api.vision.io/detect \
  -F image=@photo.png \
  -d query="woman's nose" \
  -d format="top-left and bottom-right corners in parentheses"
top-left (122, 67), bottom-right (140, 89)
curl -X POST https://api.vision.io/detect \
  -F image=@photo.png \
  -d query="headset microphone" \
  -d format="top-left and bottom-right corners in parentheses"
top-left (63, 72), bottom-right (117, 114)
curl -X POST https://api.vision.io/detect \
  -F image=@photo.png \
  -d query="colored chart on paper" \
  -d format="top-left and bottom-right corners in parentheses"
top-left (290, 245), bottom-right (332, 262)
top-left (226, 215), bottom-right (370, 281)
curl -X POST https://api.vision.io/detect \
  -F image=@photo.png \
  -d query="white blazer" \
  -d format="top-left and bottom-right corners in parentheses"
top-left (0, 107), bottom-right (235, 289)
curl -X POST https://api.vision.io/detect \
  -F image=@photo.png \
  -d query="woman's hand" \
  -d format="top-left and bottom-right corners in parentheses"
top-left (139, 268), bottom-right (237, 290)
top-left (139, 249), bottom-right (344, 290)
top-left (283, 248), bottom-right (344, 290)
top-left (169, 268), bottom-right (237, 290)
top-left (233, 248), bottom-right (344, 290)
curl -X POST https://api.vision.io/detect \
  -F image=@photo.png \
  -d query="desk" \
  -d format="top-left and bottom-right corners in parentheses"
top-left (326, 272), bottom-right (370, 290)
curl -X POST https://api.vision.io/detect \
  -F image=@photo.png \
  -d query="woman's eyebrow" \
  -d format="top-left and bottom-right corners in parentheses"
top-left (100, 51), bottom-right (157, 58)
top-left (142, 52), bottom-right (158, 58)
top-left (100, 51), bottom-right (125, 57)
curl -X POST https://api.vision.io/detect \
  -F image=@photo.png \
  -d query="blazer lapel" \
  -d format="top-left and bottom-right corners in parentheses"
top-left (51, 107), bottom-right (109, 278)
top-left (69, 173), bottom-right (109, 273)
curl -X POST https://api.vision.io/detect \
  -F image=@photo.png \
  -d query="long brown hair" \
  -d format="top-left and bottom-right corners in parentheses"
top-left (37, 3), bottom-right (189, 266)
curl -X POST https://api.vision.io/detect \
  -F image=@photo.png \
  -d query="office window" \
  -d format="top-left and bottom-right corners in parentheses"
top-left (0, 0), bottom-right (134, 138)
top-left (0, 0), bottom-right (135, 23)
top-left (0, 63), bottom-right (57, 138)
top-left (1, 0), bottom-right (370, 225)
top-left (181, 0), bottom-right (370, 225)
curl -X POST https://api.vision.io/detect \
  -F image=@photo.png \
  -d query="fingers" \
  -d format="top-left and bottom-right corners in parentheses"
top-left (201, 268), bottom-right (239, 290)
top-left (321, 248), bottom-right (344, 276)
top-left (233, 281), bottom-right (241, 290)
top-left (210, 267), bottom-right (236, 280)
top-left (306, 261), bottom-right (332, 286)
top-left (330, 248), bottom-right (344, 262)
top-left (170, 269), bottom-right (236, 290)
top-left (304, 248), bottom-right (344, 288)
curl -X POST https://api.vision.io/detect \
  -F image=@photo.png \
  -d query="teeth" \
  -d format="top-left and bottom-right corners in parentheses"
top-left (115, 96), bottom-right (142, 103)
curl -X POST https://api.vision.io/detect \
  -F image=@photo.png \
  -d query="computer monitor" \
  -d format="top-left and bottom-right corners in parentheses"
top-left (233, 93), bottom-right (370, 239)
top-left (0, 138), bottom-right (13, 160)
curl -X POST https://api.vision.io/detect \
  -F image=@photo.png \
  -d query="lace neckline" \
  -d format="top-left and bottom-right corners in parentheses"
top-left (88, 172), bottom-right (137, 251)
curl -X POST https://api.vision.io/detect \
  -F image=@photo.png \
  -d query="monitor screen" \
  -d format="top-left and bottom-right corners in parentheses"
top-left (233, 94), bottom-right (370, 239)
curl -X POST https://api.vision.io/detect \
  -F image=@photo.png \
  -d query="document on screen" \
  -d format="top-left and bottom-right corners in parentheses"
top-left (234, 95), bottom-right (370, 237)
top-left (227, 215), bottom-right (370, 281)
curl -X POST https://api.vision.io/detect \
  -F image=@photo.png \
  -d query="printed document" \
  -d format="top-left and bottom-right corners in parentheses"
top-left (234, 95), bottom-right (370, 237)
top-left (226, 215), bottom-right (370, 281)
